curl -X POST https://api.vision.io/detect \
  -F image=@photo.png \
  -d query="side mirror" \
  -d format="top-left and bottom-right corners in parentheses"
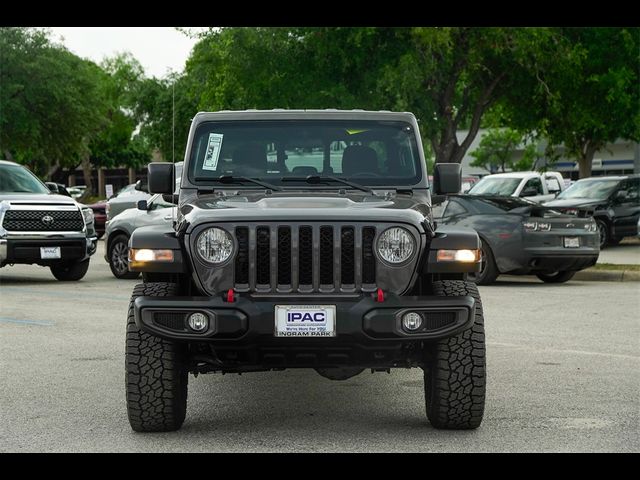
top-left (137, 199), bottom-right (149, 211)
top-left (134, 179), bottom-right (148, 193)
top-left (45, 182), bottom-right (59, 193)
top-left (521, 188), bottom-right (538, 197)
top-left (433, 163), bottom-right (462, 195)
top-left (148, 163), bottom-right (174, 194)
top-left (615, 190), bottom-right (628, 201)
top-left (162, 194), bottom-right (179, 204)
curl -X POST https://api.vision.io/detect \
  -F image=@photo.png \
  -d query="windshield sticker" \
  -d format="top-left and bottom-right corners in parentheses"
top-left (202, 133), bottom-right (223, 171)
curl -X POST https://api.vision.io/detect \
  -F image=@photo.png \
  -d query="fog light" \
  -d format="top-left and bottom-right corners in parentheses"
top-left (402, 312), bottom-right (423, 332)
top-left (188, 312), bottom-right (208, 332)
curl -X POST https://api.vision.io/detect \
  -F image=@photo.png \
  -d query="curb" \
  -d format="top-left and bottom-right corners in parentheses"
top-left (574, 269), bottom-right (640, 282)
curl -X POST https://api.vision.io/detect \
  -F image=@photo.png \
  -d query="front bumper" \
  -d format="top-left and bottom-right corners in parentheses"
top-left (134, 293), bottom-right (475, 343)
top-left (0, 234), bottom-right (97, 267)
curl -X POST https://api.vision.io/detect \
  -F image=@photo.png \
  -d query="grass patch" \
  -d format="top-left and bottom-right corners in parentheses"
top-left (591, 263), bottom-right (640, 271)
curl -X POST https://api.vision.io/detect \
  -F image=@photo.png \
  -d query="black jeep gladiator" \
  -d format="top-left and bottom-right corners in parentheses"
top-left (126, 110), bottom-right (486, 431)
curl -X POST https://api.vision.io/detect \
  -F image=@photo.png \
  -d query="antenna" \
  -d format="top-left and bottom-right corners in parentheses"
top-left (172, 77), bottom-right (176, 226)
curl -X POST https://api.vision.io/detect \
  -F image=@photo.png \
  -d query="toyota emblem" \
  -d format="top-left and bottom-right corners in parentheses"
top-left (41, 215), bottom-right (55, 226)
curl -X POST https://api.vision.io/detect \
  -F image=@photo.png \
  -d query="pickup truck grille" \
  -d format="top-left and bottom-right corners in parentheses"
top-left (2, 209), bottom-right (84, 232)
top-left (233, 224), bottom-right (377, 293)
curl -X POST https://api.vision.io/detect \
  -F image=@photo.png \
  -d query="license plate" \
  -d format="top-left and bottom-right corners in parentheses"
top-left (275, 305), bottom-right (336, 337)
top-left (40, 246), bottom-right (61, 259)
top-left (563, 237), bottom-right (580, 248)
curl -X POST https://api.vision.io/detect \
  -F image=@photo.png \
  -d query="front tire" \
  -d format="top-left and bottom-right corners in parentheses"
top-left (596, 219), bottom-right (609, 249)
top-left (109, 234), bottom-right (140, 279)
top-left (50, 259), bottom-right (90, 281)
top-left (423, 280), bottom-right (486, 429)
top-left (126, 282), bottom-right (188, 432)
top-left (467, 240), bottom-right (499, 285)
top-left (536, 271), bottom-right (576, 283)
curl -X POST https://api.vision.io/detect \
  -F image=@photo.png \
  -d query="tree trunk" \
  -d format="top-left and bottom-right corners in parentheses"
top-left (578, 144), bottom-right (597, 178)
top-left (46, 162), bottom-right (60, 181)
top-left (81, 156), bottom-right (94, 195)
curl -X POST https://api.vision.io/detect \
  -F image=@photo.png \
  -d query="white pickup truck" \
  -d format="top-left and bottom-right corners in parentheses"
top-left (467, 171), bottom-right (566, 203)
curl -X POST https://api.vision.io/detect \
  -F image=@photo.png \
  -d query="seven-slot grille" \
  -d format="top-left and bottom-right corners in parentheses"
top-left (233, 224), bottom-right (377, 293)
top-left (2, 209), bottom-right (84, 232)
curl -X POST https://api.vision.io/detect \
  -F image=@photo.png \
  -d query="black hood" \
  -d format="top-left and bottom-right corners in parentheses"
top-left (543, 198), bottom-right (606, 209)
top-left (181, 190), bottom-right (431, 229)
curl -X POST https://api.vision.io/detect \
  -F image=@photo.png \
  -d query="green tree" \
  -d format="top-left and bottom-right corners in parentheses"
top-left (377, 28), bottom-right (571, 164)
top-left (470, 128), bottom-right (536, 173)
top-left (0, 27), bottom-right (109, 181)
top-left (178, 27), bottom-right (564, 167)
top-left (499, 27), bottom-right (640, 178)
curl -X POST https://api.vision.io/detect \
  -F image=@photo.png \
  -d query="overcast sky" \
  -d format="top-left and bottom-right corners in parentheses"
top-left (46, 27), bottom-right (207, 78)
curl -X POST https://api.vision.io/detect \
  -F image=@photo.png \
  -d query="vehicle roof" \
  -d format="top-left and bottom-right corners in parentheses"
top-left (192, 109), bottom-right (417, 123)
top-left (0, 159), bottom-right (21, 167)
top-left (478, 171), bottom-right (558, 179)
top-left (575, 174), bottom-right (639, 181)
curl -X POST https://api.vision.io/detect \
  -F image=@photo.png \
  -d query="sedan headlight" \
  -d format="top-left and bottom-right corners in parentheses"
top-left (81, 208), bottom-right (94, 225)
top-left (196, 227), bottom-right (234, 264)
top-left (377, 227), bottom-right (415, 264)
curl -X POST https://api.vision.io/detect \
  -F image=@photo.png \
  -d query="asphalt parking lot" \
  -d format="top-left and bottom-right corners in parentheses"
top-left (1, 241), bottom-right (639, 452)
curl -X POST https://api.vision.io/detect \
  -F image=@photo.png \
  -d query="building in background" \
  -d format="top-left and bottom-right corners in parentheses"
top-left (457, 129), bottom-right (639, 179)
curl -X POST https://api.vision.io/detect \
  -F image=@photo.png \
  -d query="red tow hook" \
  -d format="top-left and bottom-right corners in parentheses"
top-left (375, 288), bottom-right (385, 303)
top-left (226, 289), bottom-right (235, 303)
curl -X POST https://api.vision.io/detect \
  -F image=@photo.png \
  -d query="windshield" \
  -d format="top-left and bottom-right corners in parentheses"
top-left (188, 120), bottom-right (422, 187)
top-left (556, 178), bottom-right (621, 200)
top-left (468, 177), bottom-right (521, 196)
top-left (0, 164), bottom-right (50, 194)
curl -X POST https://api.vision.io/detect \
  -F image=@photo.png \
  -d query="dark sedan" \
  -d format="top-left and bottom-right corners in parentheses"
top-left (433, 195), bottom-right (600, 284)
top-left (87, 200), bottom-right (107, 239)
top-left (543, 174), bottom-right (640, 249)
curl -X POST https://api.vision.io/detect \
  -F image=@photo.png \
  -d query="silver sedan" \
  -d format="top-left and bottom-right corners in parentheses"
top-left (104, 194), bottom-right (175, 278)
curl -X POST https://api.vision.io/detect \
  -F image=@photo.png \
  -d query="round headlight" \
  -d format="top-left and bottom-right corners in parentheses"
top-left (377, 227), bottom-right (415, 264)
top-left (196, 227), bottom-right (234, 264)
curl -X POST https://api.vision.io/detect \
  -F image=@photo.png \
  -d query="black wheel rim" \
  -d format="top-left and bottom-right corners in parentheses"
top-left (597, 222), bottom-right (607, 248)
top-left (111, 242), bottom-right (129, 274)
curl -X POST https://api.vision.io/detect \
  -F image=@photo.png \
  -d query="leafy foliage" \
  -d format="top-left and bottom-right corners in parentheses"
top-left (0, 27), bottom-right (109, 175)
top-left (497, 27), bottom-right (640, 177)
top-left (470, 129), bottom-right (537, 173)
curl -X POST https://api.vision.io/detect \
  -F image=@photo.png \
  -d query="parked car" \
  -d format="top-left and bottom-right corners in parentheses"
top-left (104, 194), bottom-right (175, 278)
top-left (468, 171), bottom-right (565, 203)
top-left (544, 174), bottom-right (640, 249)
top-left (45, 182), bottom-right (73, 197)
top-left (0, 160), bottom-right (97, 281)
top-left (433, 195), bottom-right (600, 284)
top-left (87, 200), bottom-right (107, 239)
top-left (429, 175), bottom-right (479, 193)
top-left (106, 183), bottom-right (152, 221)
top-left (461, 176), bottom-right (479, 193)
top-left (67, 185), bottom-right (87, 200)
top-left (106, 163), bottom-right (182, 221)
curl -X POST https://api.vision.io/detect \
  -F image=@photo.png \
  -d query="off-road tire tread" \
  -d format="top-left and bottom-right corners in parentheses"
top-left (126, 282), bottom-right (187, 432)
top-left (425, 280), bottom-right (486, 429)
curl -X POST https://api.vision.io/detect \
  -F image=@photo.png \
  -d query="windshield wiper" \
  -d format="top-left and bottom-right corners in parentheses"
top-left (281, 175), bottom-right (372, 193)
top-left (194, 175), bottom-right (281, 191)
